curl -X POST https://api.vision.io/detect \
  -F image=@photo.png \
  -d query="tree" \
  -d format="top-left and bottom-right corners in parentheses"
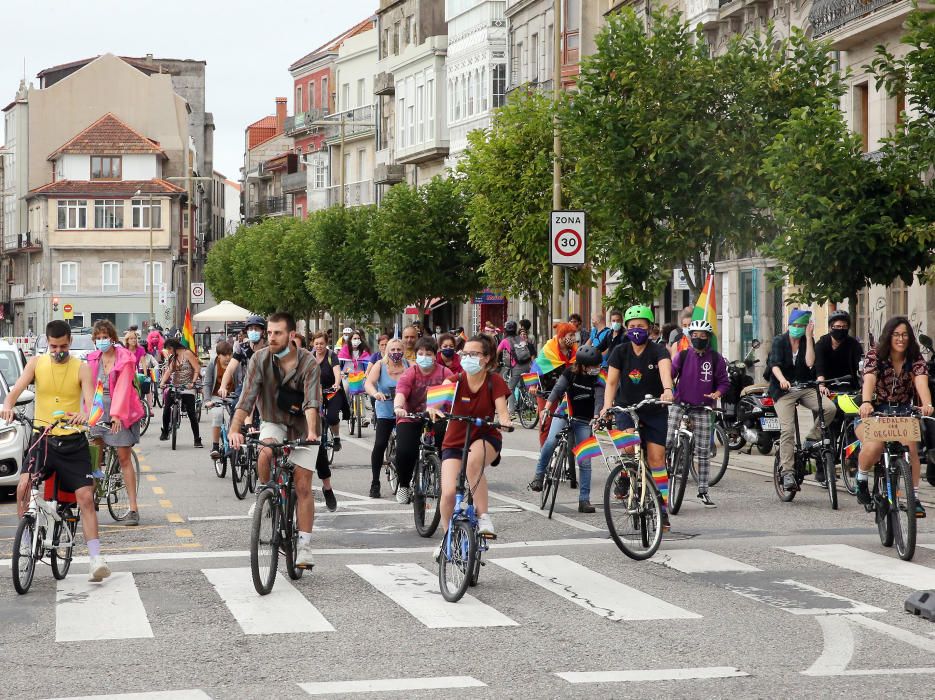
top-left (368, 177), bottom-right (483, 324)
top-left (562, 9), bottom-right (844, 303)
top-left (203, 232), bottom-right (239, 305)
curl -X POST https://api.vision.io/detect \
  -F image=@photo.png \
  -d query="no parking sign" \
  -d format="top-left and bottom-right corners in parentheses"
top-left (550, 211), bottom-right (586, 267)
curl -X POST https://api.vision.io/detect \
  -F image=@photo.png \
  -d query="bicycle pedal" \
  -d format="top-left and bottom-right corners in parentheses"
top-left (480, 532), bottom-right (497, 541)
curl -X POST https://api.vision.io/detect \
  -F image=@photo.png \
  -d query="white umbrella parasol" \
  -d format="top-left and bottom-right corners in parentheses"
top-left (192, 300), bottom-right (252, 323)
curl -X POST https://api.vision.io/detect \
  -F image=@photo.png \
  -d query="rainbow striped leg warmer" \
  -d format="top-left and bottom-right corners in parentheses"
top-left (651, 463), bottom-right (669, 512)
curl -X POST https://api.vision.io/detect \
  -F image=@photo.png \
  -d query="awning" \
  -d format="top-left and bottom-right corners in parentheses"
top-left (192, 300), bottom-right (252, 322)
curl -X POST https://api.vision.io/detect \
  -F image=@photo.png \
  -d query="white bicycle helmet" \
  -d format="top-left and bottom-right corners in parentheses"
top-left (687, 319), bottom-right (713, 334)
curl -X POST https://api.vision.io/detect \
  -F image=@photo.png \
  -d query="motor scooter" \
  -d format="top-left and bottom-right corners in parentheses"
top-left (720, 340), bottom-right (781, 454)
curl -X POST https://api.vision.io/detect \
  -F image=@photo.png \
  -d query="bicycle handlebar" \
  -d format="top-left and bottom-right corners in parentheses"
top-left (445, 414), bottom-right (515, 432)
top-left (245, 436), bottom-right (320, 449)
top-left (790, 376), bottom-right (853, 390)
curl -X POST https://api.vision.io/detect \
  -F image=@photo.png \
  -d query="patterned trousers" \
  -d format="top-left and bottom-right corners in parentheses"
top-left (666, 403), bottom-right (714, 493)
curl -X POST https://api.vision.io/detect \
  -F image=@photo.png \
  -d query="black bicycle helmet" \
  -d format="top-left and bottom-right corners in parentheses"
top-left (828, 310), bottom-right (851, 326)
top-left (245, 314), bottom-right (266, 329)
top-left (504, 320), bottom-right (518, 334)
top-left (575, 345), bottom-right (601, 366)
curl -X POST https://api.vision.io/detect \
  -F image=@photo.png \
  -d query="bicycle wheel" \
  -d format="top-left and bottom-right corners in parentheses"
top-left (668, 437), bottom-right (690, 515)
top-left (547, 441), bottom-right (566, 519)
top-left (356, 397), bottom-right (363, 438)
top-left (284, 488), bottom-right (304, 580)
top-left (51, 510), bottom-right (78, 580)
top-left (138, 401), bottom-right (151, 437)
top-left (385, 433), bottom-right (398, 494)
top-left (438, 520), bottom-right (476, 603)
top-left (196, 398), bottom-right (203, 423)
top-left (874, 470), bottom-right (894, 548)
top-left (248, 457), bottom-right (258, 493)
top-left (153, 386), bottom-right (163, 408)
top-left (170, 404), bottom-right (179, 451)
top-left (413, 453), bottom-right (442, 537)
top-left (325, 433), bottom-right (335, 466)
top-left (890, 457), bottom-right (916, 561)
top-left (107, 450), bottom-right (139, 522)
top-left (839, 419), bottom-right (860, 496)
top-left (518, 391), bottom-right (538, 429)
top-left (469, 543), bottom-right (483, 587)
top-left (823, 449), bottom-right (838, 511)
top-left (604, 463), bottom-right (663, 560)
top-left (214, 451), bottom-right (227, 478)
top-left (12, 516), bottom-right (37, 594)
top-left (773, 453), bottom-right (797, 502)
top-left (231, 449), bottom-right (249, 500)
top-left (708, 424), bottom-right (730, 486)
top-left (250, 488), bottom-right (280, 595)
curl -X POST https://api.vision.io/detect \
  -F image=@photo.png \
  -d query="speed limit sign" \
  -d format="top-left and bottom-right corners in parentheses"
top-left (190, 282), bottom-right (205, 305)
top-left (550, 211), bottom-right (586, 267)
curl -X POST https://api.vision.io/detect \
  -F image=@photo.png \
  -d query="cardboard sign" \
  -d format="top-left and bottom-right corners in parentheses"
top-left (858, 416), bottom-right (921, 444)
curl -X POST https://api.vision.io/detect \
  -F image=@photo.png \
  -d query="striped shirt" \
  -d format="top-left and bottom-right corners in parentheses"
top-left (236, 346), bottom-right (321, 438)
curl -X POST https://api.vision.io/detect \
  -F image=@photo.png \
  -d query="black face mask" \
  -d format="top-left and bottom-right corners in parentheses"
top-left (691, 337), bottom-right (709, 351)
top-left (830, 328), bottom-right (849, 342)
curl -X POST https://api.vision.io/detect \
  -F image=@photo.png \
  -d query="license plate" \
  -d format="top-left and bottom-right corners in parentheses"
top-left (760, 417), bottom-right (780, 431)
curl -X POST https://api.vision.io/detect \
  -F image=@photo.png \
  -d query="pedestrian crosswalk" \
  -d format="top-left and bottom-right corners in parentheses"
top-left (9, 541), bottom-right (935, 645)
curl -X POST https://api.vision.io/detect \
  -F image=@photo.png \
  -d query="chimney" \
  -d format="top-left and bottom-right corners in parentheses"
top-left (275, 97), bottom-right (287, 133)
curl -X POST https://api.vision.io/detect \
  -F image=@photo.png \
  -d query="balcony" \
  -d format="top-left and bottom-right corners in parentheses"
top-left (4, 232), bottom-right (42, 254)
top-left (285, 109), bottom-right (326, 136)
top-left (323, 105), bottom-right (376, 145)
top-left (327, 180), bottom-right (374, 208)
top-left (685, 0), bottom-right (720, 26)
top-left (809, 0), bottom-right (910, 41)
top-left (374, 71), bottom-right (395, 95)
top-left (281, 171), bottom-right (307, 194)
top-left (248, 196), bottom-right (289, 220)
top-left (374, 163), bottom-right (406, 185)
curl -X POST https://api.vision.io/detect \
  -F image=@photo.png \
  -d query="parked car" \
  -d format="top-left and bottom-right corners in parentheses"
top-left (0, 341), bottom-right (27, 387)
top-left (0, 374), bottom-right (34, 493)
top-left (34, 333), bottom-right (95, 360)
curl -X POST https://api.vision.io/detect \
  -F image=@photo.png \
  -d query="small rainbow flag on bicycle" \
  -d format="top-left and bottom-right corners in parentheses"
top-left (521, 372), bottom-right (539, 389)
top-left (555, 396), bottom-right (569, 417)
top-left (844, 440), bottom-right (860, 458)
top-left (88, 379), bottom-right (105, 426)
top-left (426, 382), bottom-right (457, 410)
top-left (608, 429), bottom-right (640, 452)
top-left (347, 371), bottom-right (366, 395)
top-left (597, 368), bottom-right (608, 387)
top-left (572, 436), bottom-right (602, 465)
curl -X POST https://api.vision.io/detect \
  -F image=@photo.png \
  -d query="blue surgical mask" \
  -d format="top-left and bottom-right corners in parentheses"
top-left (611, 322), bottom-right (622, 332)
top-left (462, 356), bottom-right (483, 376)
top-left (95, 339), bottom-right (112, 353)
top-left (416, 355), bottom-right (435, 370)
top-left (274, 346), bottom-right (291, 359)
top-left (247, 330), bottom-right (262, 343)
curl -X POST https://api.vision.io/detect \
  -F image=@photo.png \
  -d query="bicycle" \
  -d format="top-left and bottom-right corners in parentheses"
top-left (771, 377), bottom-right (850, 509)
top-left (597, 400), bottom-right (665, 560)
top-left (539, 412), bottom-right (583, 519)
top-left (163, 383), bottom-right (198, 451)
top-left (231, 425), bottom-right (260, 499)
top-left (93, 441), bottom-right (141, 522)
top-left (833, 392), bottom-right (862, 495)
top-left (437, 415), bottom-right (514, 602)
top-left (134, 379), bottom-right (152, 437)
top-left (404, 412), bottom-right (443, 537)
top-left (384, 426), bottom-right (398, 495)
top-left (667, 404), bottom-right (716, 515)
top-left (696, 412), bottom-right (730, 487)
top-left (513, 383), bottom-right (539, 429)
top-left (249, 435), bottom-right (319, 595)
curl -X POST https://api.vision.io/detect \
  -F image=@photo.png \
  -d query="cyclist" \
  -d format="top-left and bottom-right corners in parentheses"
top-left (856, 317), bottom-right (933, 516)
top-left (1, 320), bottom-right (110, 582)
top-left (768, 309), bottom-right (837, 492)
top-left (87, 320), bottom-right (145, 525)
top-left (667, 319), bottom-right (729, 509)
top-left (159, 338), bottom-right (203, 447)
top-left (229, 312), bottom-right (321, 568)
top-left (519, 318), bottom-right (535, 348)
top-left (335, 327), bottom-right (352, 351)
top-left (338, 329), bottom-right (371, 370)
top-left (568, 313), bottom-right (583, 344)
top-left (600, 305), bottom-right (674, 530)
top-left (393, 336), bottom-right (453, 504)
top-left (437, 333), bottom-right (462, 373)
top-left (368, 334), bottom-right (391, 365)
top-left (534, 322), bottom-right (578, 449)
top-left (123, 331), bottom-right (146, 365)
top-left (402, 324), bottom-right (420, 363)
top-left (669, 309), bottom-right (692, 359)
top-left (311, 331), bottom-right (344, 451)
top-left (497, 321), bottom-right (534, 416)
top-left (365, 337), bottom-right (408, 498)
top-left (204, 340), bottom-right (240, 460)
top-left (219, 315), bottom-right (267, 398)
top-left (436, 334), bottom-right (512, 553)
top-left (529, 345), bottom-right (602, 513)
top-left (815, 310), bottom-right (863, 393)
top-left (146, 325), bottom-right (164, 359)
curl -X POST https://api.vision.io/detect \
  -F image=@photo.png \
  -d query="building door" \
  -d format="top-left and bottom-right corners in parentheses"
top-left (740, 269), bottom-right (759, 358)
top-left (480, 303), bottom-right (507, 332)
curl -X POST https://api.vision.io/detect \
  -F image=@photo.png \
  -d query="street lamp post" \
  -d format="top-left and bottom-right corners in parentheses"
top-left (133, 188), bottom-right (156, 328)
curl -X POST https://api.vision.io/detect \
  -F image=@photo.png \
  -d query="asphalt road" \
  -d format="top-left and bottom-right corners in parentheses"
top-left (3, 413), bottom-right (935, 699)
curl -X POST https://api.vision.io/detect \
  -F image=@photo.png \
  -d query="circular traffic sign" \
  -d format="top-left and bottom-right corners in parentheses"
top-left (554, 228), bottom-right (583, 258)
top-left (191, 283), bottom-right (205, 303)
top-left (63, 304), bottom-right (73, 313)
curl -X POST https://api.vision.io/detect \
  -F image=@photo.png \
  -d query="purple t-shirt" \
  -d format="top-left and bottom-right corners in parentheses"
top-left (672, 348), bottom-right (730, 407)
top-left (395, 364), bottom-right (454, 422)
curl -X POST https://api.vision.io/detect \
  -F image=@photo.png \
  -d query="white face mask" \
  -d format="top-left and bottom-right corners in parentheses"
top-left (352, 338), bottom-right (361, 348)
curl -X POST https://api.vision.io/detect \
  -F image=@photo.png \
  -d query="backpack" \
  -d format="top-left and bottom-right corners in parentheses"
top-left (510, 337), bottom-right (532, 365)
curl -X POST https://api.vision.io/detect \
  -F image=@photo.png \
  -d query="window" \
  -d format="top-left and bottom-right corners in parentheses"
top-left (296, 85), bottom-right (303, 113)
top-left (467, 73), bottom-right (474, 116)
top-left (57, 199), bottom-right (87, 229)
top-left (357, 149), bottom-right (366, 182)
top-left (91, 156), bottom-right (121, 180)
top-left (854, 83), bottom-right (869, 153)
top-left (481, 68), bottom-right (487, 111)
top-left (454, 78), bottom-right (461, 121)
top-left (888, 279), bottom-right (908, 317)
top-left (131, 199), bottom-right (161, 228)
top-left (427, 79), bottom-right (434, 134)
top-left (308, 81), bottom-right (315, 109)
top-left (398, 97), bottom-right (407, 148)
top-left (342, 83), bottom-right (350, 110)
top-left (531, 34), bottom-right (539, 83)
top-left (393, 21), bottom-right (400, 54)
top-left (314, 159), bottom-right (328, 189)
top-left (94, 199), bottom-right (124, 229)
top-left (417, 84), bottom-right (424, 142)
top-left (405, 16), bottom-right (413, 46)
top-left (547, 25), bottom-right (553, 76)
top-left (408, 103), bottom-right (415, 145)
top-left (296, 205), bottom-right (303, 219)
top-left (357, 78), bottom-right (366, 107)
top-left (102, 262), bottom-right (120, 293)
top-left (60, 262), bottom-right (78, 293)
top-left (492, 64), bottom-right (506, 109)
top-left (321, 77), bottom-right (329, 113)
top-left (143, 262), bottom-right (163, 291)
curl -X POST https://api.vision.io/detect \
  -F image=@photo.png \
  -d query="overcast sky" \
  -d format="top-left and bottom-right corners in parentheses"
top-left (1, 0), bottom-right (378, 179)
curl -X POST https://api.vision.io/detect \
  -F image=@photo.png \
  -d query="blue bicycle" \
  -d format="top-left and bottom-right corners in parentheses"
top-left (438, 415), bottom-right (514, 602)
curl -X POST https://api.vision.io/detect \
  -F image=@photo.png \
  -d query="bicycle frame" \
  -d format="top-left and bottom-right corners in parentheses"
top-left (443, 418), bottom-right (484, 559)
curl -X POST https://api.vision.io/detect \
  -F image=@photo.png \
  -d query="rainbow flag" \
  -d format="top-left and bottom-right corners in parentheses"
top-left (533, 338), bottom-right (573, 376)
top-left (324, 387), bottom-right (338, 401)
top-left (844, 440), bottom-right (860, 459)
top-left (347, 371), bottom-right (366, 395)
top-left (181, 307), bottom-right (198, 355)
top-left (597, 368), bottom-right (608, 387)
top-left (148, 367), bottom-right (158, 384)
top-left (555, 396), bottom-right (569, 417)
top-left (426, 383), bottom-right (457, 410)
top-left (88, 379), bottom-right (105, 426)
top-left (572, 435), bottom-right (602, 465)
top-left (608, 429), bottom-right (640, 452)
top-left (691, 274), bottom-right (719, 352)
top-left (521, 372), bottom-right (539, 389)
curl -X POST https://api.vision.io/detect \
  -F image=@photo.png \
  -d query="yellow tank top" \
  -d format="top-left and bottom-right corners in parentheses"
top-left (34, 355), bottom-right (82, 434)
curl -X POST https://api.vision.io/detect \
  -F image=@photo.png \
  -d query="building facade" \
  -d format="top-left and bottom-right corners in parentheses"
top-left (242, 98), bottom-right (294, 222)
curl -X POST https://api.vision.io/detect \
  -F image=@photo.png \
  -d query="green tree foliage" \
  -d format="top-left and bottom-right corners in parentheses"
top-left (563, 9), bottom-right (843, 304)
top-left (368, 177), bottom-right (482, 323)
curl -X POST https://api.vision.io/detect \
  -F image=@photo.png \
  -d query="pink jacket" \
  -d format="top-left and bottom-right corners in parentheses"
top-left (337, 344), bottom-right (371, 371)
top-left (86, 345), bottom-right (145, 427)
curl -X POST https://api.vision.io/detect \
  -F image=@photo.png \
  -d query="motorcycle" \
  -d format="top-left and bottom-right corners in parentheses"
top-left (918, 334), bottom-right (935, 484)
top-left (720, 340), bottom-right (780, 454)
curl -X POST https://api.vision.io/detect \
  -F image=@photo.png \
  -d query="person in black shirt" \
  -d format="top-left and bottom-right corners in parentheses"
top-left (815, 309), bottom-right (863, 394)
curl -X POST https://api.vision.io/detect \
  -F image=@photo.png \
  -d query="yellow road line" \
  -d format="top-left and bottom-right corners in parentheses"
top-left (175, 528), bottom-right (194, 538)
top-left (166, 513), bottom-right (184, 524)
top-left (141, 465), bottom-right (152, 473)
top-left (99, 524), bottom-right (169, 532)
top-left (145, 475), bottom-right (157, 482)
top-left (104, 542), bottom-right (203, 552)
top-left (152, 486), bottom-right (164, 495)
top-left (159, 499), bottom-right (172, 509)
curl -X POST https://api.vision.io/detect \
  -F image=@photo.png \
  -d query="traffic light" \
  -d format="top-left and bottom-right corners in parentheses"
top-left (52, 297), bottom-right (59, 312)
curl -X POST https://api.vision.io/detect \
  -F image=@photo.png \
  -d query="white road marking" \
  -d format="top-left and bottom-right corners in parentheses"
top-left (724, 578), bottom-right (884, 616)
top-left (45, 691), bottom-right (212, 700)
top-left (848, 613), bottom-right (935, 653)
top-left (56, 572), bottom-right (154, 642)
top-left (556, 667), bottom-right (749, 683)
top-left (188, 505), bottom-right (524, 521)
top-left (492, 554), bottom-right (701, 621)
top-left (312, 485), bottom-right (370, 501)
top-left (348, 562), bottom-right (518, 628)
top-left (247, 500), bottom-right (256, 517)
top-left (500, 447), bottom-right (539, 460)
top-left (202, 567), bottom-right (334, 634)
top-left (651, 549), bottom-right (762, 573)
top-left (781, 544), bottom-right (935, 589)
top-left (298, 676), bottom-right (486, 695)
top-left (802, 616), bottom-right (855, 676)
top-left (488, 491), bottom-right (603, 532)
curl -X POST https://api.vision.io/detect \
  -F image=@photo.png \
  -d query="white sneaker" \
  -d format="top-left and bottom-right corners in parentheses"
top-left (88, 556), bottom-right (111, 582)
top-left (296, 543), bottom-right (315, 569)
top-left (477, 513), bottom-right (496, 539)
top-left (396, 486), bottom-right (411, 504)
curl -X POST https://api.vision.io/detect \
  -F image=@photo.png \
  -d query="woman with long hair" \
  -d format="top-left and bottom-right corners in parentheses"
top-left (365, 337), bottom-right (408, 498)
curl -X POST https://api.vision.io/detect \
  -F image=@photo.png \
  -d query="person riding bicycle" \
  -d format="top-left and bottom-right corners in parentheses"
top-left (159, 338), bottom-right (203, 447)
top-left (769, 309), bottom-right (837, 491)
top-left (204, 340), bottom-right (241, 460)
top-left (534, 322), bottom-right (578, 448)
top-left (855, 317), bottom-right (933, 517)
top-left (146, 325), bottom-right (164, 359)
top-left (1, 320), bottom-right (110, 582)
top-left (529, 345), bottom-right (602, 513)
top-left (600, 305), bottom-right (674, 530)
top-left (393, 336), bottom-right (453, 505)
top-left (497, 321), bottom-right (534, 416)
top-left (229, 312), bottom-right (321, 568)
top-left (219, 315), bottom-right (267, 398)
top-left (666, 319), bottom-right (729, 509)
top-left (437, 333), bottom-right (463, 374)
top-left (365, 337), bottom-right (408, 499)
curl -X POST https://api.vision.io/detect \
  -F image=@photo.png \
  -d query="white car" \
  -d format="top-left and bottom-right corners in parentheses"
top-left (0, 341), bottom-right (26, 387)
top-left (34, 333), bottom-right (95, 360)
top-left (0, 374), bottom-right (34, 492)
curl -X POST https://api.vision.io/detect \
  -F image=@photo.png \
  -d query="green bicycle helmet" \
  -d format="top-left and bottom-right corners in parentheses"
top-left (623, 305), bottom-right (655, 324)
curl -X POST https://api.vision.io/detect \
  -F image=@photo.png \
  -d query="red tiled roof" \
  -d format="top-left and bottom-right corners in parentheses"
top-left (247, 115), bottom-right (277, 130)
top-left (28, 179), bottom-right (185, 197)
top-left (289, 17), bottom-right (376, 72)
top-left (48, 113), bottom-right (166, 160)
top-left (246, 115), bottom-right (279, 150)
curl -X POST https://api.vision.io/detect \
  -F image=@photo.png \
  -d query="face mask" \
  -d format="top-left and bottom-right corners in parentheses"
top-left (682, 327), bottom-right (690, 337)
top-left (691, 337), bottom-right (709, 351)
top-left (626, 327), bottom-right (649, 345)
top-left (388, 351), bottom-right (404, 364)
top-left (462, 356), bottom-right (483, 376)
top-left (274, 345), bottom-right (291, 359)
top-left (573, 332), bottom-right (581, 344)
top-left (51, 350), bottom-right (69, 363)
top-left (343, 334), bottom-right (350, 341)
top-left (416, 355), bottom-right (435, 370)
top-left (247, 330), bottom-right (262, 343)
top-left (586, 367), bottom-right (601, 376)
top-left (352, 338), bottom-right (361, 348)
top-left (440, 347), bottom-right (456, 359)
top-left (611, 322), bottom-right (622, 332)
top-left (830, 328), bottom-right (848, 342)
top-left (95, 339), bottom-right (112, 353)
top-left (789, 326), bottom-right (806, 339)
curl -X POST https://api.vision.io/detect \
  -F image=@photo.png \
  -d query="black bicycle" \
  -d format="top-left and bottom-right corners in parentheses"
top-left (249, 435), bottom-right (319, 595)
top-left (163, 383), bottom-right (199, 452)
top-left (667, 404), bottom-right (716, 515)
top-left (231, 426), bottom-right (260, 499)
top-left (539, 412), bottom-right (582, 519)
top-left (404, 412), bottom-right (443, 537)
top-left (514, 383), bottom-right (539, 429)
